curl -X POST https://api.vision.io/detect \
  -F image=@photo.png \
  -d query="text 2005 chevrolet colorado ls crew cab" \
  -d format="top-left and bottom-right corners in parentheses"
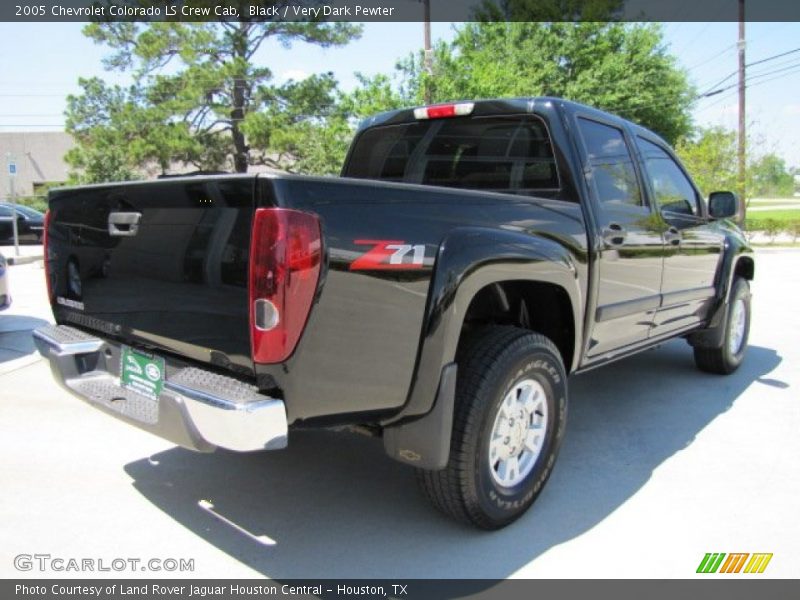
top-left (34, 98), bottom-right (753, 529)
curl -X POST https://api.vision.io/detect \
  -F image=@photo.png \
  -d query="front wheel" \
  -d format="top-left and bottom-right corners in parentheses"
top-left (416, 327), bottom-right (568, 529)
top-left (694, 277), bottom-right (751, 374)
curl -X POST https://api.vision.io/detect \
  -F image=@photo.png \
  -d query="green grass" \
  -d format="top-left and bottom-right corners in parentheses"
top-left (745, 209), bottom-right (800, 223)
top-left (748, 200), bottom-right (800, 208)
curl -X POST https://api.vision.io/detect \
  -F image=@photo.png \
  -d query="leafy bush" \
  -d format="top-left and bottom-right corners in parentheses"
top-left (762, 219), bottom-right (782, 243)
top-left (14, 196), bottom-right (48, 213)
top-left (789, 221), bottom-right (800, 244)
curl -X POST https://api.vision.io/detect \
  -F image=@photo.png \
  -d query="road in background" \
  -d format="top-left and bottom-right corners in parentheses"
top-left (0, 251), bottom-right (798, 578)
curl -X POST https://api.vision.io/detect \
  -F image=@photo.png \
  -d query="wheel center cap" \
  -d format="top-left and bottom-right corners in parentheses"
top-left (505, 413), bottom-right (528, 455)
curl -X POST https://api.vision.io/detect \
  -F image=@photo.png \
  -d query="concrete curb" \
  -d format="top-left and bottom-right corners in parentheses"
top-left (0, 352), bottom-right (41, 376)
top-left (6, 254), bottom-right (43, 266)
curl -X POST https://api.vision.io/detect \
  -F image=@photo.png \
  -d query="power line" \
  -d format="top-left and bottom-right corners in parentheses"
top-left (685, 43), bottom-right (737, 72)
top-left (699, 64), bottom-right (800, 112)
top-left (699, 46), bottom-right (800, 96)
top-left (671, 22), bottom-right (711, 58)
top-left (748, 46), bottom-right (800, 69)
top-left (702, 60), bottom-right (800, 97)
top-left (599, 56), bottom-right (800, 123)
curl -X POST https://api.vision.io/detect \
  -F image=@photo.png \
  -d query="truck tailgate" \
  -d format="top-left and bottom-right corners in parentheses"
top-left (46, 176), bottom-right (256, 377)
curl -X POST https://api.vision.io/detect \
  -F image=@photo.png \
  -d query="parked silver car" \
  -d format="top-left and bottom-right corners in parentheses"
top-left (0, 251), bottom-right (10, 310)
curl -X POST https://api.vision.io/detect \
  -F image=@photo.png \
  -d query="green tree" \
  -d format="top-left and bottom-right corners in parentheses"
top-left (396, 22), bottom-right (694, 145)
top-left (243, 72), bottom-right (409, 176)
top-left (675, 126), bottom-right (738, 197)
top-left (676, 127), bottom-right (795, 200)
top-left (749, 153), bottom-right (795, 198)
top-left (66, 13), bottom-right (361, 182)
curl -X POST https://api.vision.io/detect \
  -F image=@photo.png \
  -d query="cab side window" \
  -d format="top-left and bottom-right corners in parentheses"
top-left (638, 138), bottom-right (700, 217)
top-left (578, 118), bottom-right (643, 208)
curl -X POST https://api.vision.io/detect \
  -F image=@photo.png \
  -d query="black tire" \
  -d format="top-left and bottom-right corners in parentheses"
top-left (694, 277), bottom-right (751, 375)
top-left (416, 326), bottom-right (568, 529)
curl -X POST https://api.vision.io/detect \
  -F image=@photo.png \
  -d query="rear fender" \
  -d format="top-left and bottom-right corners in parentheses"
top-left (383, 227), bottom-right (582, 467)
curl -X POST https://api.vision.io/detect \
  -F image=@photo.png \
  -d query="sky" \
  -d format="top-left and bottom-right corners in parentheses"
top-left (0, 20), bottom-right (798, 168)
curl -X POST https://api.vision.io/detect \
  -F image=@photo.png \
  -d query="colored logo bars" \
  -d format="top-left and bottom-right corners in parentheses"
top-left (697, 553), bottom-right (773, 574)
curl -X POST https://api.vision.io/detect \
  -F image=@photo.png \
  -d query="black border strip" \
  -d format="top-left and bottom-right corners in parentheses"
top-left (2, 0), bottom-right (800, 23)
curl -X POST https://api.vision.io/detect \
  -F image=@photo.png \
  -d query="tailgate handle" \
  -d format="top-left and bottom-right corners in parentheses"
top-left (108, 212), bottom-right (141, 237)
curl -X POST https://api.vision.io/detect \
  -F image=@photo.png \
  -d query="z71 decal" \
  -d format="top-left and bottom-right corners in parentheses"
top-left (349, 240), bottom-right (426, 271)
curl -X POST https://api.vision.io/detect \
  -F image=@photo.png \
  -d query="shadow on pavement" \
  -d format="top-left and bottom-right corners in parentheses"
top-left (0, 314), bottom-right (48, 364)
top-left (124, 340), bottom-right (781, 579)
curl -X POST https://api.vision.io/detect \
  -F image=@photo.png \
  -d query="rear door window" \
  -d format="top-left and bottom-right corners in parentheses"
top-left (577, 118), bottom-right (643, 208)
top-left (346, 116), bottom-right (560, 196)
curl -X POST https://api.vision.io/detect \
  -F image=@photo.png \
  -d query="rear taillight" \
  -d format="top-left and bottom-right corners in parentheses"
top-left (249, 208), bottom-right (322, 364)
top-left (43, 209), bottom-right (53, 301)
top-left (413, 102), bottom-right (475, 120)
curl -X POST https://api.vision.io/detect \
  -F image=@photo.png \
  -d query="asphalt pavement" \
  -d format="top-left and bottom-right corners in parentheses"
top-left (0, 250), bottom-right (798, 579)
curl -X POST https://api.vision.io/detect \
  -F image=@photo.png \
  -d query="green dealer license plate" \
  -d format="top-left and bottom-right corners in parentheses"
top-left (120, 346), bottom-right (165, 401)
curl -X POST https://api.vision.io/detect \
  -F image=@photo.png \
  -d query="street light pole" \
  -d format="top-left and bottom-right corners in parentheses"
top-left (10, 177), bottom-right (19, 257)
top-left (423, 0), bottom-right (432, 104)
top-left (6, 153), bottom-right (20, 257)
top-left (737, 0), bottom-right (746, 202)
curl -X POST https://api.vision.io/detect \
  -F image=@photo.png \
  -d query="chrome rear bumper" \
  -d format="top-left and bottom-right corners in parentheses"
top-left (33, 324), bottom-right (287, 453)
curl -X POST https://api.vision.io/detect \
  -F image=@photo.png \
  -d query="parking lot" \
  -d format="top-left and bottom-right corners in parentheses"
top-left (1, 249), bottom-right (798, 579)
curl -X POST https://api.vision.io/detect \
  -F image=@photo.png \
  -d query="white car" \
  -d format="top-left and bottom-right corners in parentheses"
top-left (0, 251), bottom-right (10, 310)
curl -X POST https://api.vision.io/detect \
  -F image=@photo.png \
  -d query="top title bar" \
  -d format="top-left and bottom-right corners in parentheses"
top-left (3, 0), bottom-right (800, 23)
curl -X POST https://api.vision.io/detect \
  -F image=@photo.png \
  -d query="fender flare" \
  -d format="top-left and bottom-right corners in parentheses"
top-left (689, 232), bottom-right (754, 349)
top-left (383, 227), bottom-right (583, 468)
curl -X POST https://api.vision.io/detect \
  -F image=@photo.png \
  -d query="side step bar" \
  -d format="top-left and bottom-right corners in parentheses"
top-left (33, 325), bottom-right (288, 453)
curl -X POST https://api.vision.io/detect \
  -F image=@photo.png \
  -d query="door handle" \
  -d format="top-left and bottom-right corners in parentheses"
top-left (108, 212), bottom-right (141, 237)
top-left (664, 227), bottom-right (681, 245)
top-left (602, 222), bottom-right (626, 246)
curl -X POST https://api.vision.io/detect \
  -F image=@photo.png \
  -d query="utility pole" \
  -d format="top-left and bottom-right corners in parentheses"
top-left (423, 0), bottom-right (432, 104)
top-left (737, 0), bottom-right (746, 201)
top-left (6, 153), bottom-right (19, 257)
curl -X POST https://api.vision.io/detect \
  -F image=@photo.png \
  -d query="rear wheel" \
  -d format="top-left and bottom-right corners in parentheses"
top-left (416, 326), bottom-right (568, 529)
top-left (694, 277), bottom-right (751, 374)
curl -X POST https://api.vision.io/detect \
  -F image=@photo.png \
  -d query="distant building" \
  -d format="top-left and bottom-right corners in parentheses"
top-left (1, 131), bottom-right (287, 202)
top-left (1, 132), bottom-right (74, 200)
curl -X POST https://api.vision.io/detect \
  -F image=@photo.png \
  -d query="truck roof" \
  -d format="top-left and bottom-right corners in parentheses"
top-left (357, 96), bottom-right (670, 147)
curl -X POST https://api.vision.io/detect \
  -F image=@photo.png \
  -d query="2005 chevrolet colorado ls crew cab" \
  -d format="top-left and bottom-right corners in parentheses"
top-left (34, 97), bottom-right (753, 529)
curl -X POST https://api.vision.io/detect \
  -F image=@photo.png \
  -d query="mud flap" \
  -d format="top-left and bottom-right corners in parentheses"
top-left (687, 299), bottom-right (729, 349)
top-left (383, 363), bottom-right (457, 470)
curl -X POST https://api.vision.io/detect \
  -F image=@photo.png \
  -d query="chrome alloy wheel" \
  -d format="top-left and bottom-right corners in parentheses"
top-left (488, 378), bottom-right (548, 488)
top-left (728, 296), bottom-right (747, 355)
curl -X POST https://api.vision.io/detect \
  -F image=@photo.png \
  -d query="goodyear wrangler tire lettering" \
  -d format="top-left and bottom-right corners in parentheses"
top-left (415, 326), bottom-right (568, 529)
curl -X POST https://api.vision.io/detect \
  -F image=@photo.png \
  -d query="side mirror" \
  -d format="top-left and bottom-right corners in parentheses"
top-left (708, 191), bottom-right (745, 225)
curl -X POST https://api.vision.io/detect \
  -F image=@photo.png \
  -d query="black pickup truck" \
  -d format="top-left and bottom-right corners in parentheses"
top-left (34, 98), bottom-right (753, 529)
